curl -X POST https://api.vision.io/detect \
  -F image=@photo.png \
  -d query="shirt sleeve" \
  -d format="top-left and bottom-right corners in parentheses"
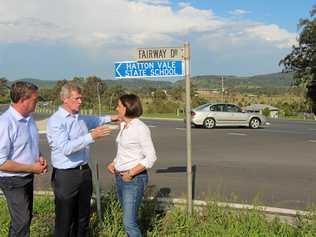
top-left (82, 115), bottom-right (112, 130)
top-left (46, 117), bottom-right (94, 156)
top-left (138, 125), bottom-right (157, 169)
top-left (0, 121), bottom-right (11, 166)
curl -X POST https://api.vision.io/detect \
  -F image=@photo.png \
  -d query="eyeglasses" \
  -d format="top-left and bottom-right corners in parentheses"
top-left (69, 96), bottom-right (82, 101)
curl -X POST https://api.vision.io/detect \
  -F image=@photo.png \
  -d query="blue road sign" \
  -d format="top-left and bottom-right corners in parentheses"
top-left (114, 60), bottom-right (184, 79)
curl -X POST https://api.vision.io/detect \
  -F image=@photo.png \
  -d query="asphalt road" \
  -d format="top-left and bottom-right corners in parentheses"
top-left (29, 113), bottom-right (316, 210)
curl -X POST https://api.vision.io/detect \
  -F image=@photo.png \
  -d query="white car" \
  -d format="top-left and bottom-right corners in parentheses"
top-left (190, 103), bottom-right (267, 129)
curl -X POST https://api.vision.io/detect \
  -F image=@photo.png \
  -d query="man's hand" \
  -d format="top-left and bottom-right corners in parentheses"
top-left (91, 125), bottom-right (112, 140)
top-left (31, 161), bottom-right (48, 174)
top-left (107, 161), bottom-right (115, 175)
top-left (39, 156), bottom-right (48, 174)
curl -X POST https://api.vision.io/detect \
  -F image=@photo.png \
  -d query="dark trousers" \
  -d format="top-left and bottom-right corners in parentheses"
top-left (51, 167), bottom-right (92, 237)
top-left (0, 174), bottom-right (34, 237)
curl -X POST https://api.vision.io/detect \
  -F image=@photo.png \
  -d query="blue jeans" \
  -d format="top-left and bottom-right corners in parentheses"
top-left (115, 172), bottom-right (148, 237)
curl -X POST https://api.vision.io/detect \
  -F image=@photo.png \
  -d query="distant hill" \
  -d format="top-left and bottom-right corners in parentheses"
top-left (174, 72), bottom-right (294, 90)
top-left (9, 78), bottom-right (173, 89)
top-left (8, 78), bottom-right (57, 88)
top-left (104, 79), bottom-right (173, 89)
top-left (10, 72), bottom-right (294, 92)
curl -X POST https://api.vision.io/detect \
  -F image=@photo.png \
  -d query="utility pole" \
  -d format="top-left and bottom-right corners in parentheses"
top-left (221, 75), bottom-right (224, 103)
top-left (109, 93), bottom-right (113, 112)
top-left (96, 82), bottom-right (102, 116)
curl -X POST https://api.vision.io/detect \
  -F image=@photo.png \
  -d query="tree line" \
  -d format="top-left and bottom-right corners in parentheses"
top-left (0, 76), bottom-right (203, 115)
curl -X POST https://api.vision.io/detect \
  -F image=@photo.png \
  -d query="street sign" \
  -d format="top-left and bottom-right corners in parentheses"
top-left (114, 43), bottom-right (192, 215)
top-left (114, 60), bottom-right (184, 79)
top-left (136, 47), bottom-right (184, 61)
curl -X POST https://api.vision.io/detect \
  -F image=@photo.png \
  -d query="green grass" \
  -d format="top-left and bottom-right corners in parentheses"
top-left (142, 113), bottom-right (184, 119)
top-left (278, 115), bottom-right (316, 121)
top-left (1, 191), bottom-right (316, 237)
top-left (0, 196), bottom-right (55, 237)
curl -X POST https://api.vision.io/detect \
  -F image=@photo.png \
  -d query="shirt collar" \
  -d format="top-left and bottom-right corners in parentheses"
top-left (58, 106), bottom-right (79, 119)
top-left (122, 118), bottom-right (139, 128)
top-left (9, 106), bottom-right (31, 122)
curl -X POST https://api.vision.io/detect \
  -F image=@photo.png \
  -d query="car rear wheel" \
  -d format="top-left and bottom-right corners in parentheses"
top-left (203, 118), bottom-right (215, 129)
top-left (249, 117), bottom-right (260, 129)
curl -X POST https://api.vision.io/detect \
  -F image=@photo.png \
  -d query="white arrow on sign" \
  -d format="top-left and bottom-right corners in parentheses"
top-left (115, 63), bottom-right (122, 77)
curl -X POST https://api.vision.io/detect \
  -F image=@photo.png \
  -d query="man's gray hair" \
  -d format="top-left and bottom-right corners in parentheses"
top-left (60, 82), bottom-right (82, 100)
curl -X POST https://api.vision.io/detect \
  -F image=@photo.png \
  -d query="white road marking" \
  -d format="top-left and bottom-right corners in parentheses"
top-left (148, 125), bottom-right (157, 128)
top-left (227, 132), bottom-right (247, 136)
top-left (308, 140), bottom-right (316, 143)
top-left (176, 128), bottom-right (186, 130)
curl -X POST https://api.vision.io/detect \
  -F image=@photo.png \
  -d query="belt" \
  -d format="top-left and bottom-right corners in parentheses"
top-left (115, 169), bottom-right (147, 176)
top-left (54, 164), bottom-right (90, 171)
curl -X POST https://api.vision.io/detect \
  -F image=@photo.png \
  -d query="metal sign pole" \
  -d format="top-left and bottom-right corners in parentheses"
top-left (184, 42), bottom-right (192, 215)
top-left (90, 94), bottom-right (103, 224)
top-left (89, 156), bottom-right (102, 224)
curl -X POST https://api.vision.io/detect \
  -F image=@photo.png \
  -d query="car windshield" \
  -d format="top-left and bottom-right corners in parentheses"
top-left (194, 103), bottom-right (211, 111)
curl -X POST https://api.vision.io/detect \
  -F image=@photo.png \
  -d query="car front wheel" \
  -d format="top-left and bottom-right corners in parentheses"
top-left (249, 118), bottom-right (260, 129)
top-left (203, 118), bottom-right (215, 129)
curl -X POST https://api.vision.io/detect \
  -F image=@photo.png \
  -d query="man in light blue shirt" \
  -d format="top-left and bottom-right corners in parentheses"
top-left (46, 82), bottom-right (118, 237)
top-left (0, 81), bottom-right (48, 237)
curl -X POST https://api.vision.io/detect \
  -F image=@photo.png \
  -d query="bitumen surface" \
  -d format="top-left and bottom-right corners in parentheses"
top-left (30, 113), bottom-right (316, 210)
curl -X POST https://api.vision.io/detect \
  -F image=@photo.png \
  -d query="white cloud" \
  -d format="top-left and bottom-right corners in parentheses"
top-left (0, 0), bottom-right (298, 76)
top-left (0, 0), bottom-right (296, 48)
top-left (0, 17), bottom-right (69, 43)
top-left (229, 9), bottom-right (251, 17)
top-left (129, 0), bottom-right (170, 5)
top-left (0, 0), bottom-right (222, 47)
top-left (245, 24), bottom-right (297, 48)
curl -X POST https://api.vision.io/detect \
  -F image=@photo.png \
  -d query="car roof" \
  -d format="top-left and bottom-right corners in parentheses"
top-left (195, 102), bottom-right (239, 107)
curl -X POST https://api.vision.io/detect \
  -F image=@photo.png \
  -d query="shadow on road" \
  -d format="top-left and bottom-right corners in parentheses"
top-left (156, 165), bottom-right (197, 199)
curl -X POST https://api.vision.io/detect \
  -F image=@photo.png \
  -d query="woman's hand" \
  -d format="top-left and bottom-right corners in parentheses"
top-left (107, 161), bottom-right (115, 175)
top-left (120, 171), bottom-right (133, 182)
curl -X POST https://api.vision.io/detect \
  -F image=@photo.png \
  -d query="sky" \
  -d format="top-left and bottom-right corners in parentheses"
top-left (0, 0), bottom-right (315, 81)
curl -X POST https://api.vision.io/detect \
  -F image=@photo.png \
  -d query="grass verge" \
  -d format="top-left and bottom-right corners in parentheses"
top-left (0, 191), bottom-right (316, 236)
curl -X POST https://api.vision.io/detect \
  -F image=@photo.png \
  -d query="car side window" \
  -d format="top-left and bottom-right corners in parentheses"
top-left (234, 105), bottom-right (242, 113)
top-left (223, 104), bottom-right (231, 112)
top-left (230, 105), bottom-right (242, 112)
top-left (210, 105), bottom-right (216, 111)
top-left (210, 104), bottom-right (223, 112)
top-left (224, 104), bottom-right (241, 112)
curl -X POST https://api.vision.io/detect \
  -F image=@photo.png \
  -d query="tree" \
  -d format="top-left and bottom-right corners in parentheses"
top-left (104, 85), bottom-right (126, 111)
top-left (0, 77), bottom-right (8, 95)
top-left (152, 88), bottom-right (167, 101)
top-left (82, 76), bottom-right (107, 109)
top-left (51, 79), bottom-right (68, 105)
top-left (170, 86), bottom-right (184, 100)
top-left (262, 107), bottom-right (270, 117)
top-left (0, 77), bottom-right (10, 103)
top-left (280, 5), bottom-right (316, 86)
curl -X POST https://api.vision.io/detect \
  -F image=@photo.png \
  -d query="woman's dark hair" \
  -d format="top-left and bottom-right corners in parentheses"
top-left (10, 81), bottom-right (38, 103)
top-left (119, 94), bottom-right (143, 118)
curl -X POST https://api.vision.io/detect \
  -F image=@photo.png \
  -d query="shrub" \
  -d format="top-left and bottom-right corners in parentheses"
top-left (1, 192), bottom-right (316, 236)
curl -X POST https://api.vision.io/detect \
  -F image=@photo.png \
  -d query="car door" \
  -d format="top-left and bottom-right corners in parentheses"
top-left (209, 104), bottom-right (227, 125)
top-left (217, 104), bottom-right (236, 125)
top-left (226, 104), bottom-right (249, 125)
